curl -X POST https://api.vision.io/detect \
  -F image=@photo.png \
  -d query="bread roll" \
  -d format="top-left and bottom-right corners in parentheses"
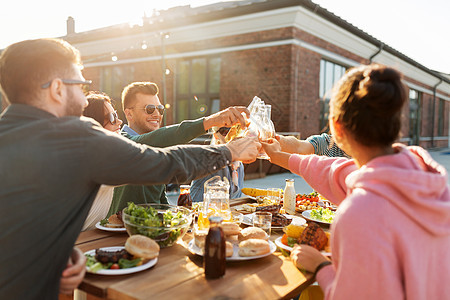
top-left (194, 231), bottom-right (207, 249)
top-left (125, 235), bottom-right (160, 259)
top-left (238, 239), bottom-right (271, 257)
top-left (238, 227), bottom-right (268, 242)
top-left (226, 241), bottom-right (234, 257)
top-left (221, 222), bottom-right (241, 236)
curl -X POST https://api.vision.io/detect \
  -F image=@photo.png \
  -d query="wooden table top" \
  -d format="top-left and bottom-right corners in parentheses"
top-left (75, 198), bottom-right (315, 299)
top-left (76, 230), bottom-right (313, 299)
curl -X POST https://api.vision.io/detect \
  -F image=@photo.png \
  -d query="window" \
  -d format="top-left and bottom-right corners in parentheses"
top-left (438, 98), bottom-right (445, 136)
top-left (175, 57), bottom-right (221, 123)
top-left (409, 89), bottom-right (421, 145)
top-left (319, 60), bottom-right (346, 131)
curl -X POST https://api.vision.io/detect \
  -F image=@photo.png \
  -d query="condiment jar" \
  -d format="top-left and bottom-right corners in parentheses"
top-left (283, 179), bottom-right (296, 214)
top-left (204, 216), bottom-right (226, 279)
top-left (177, 184), bottom-right (192, 209)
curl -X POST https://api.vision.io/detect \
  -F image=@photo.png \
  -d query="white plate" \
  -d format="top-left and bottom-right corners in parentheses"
top-left (95, 221), bottom-right (127, 232)
top-left (242, 213), bottom-right (306, 229)
top-left (187, 239), bottom-right (276, 261)
top-left (301, 210), bottom-right (333, 225)
top-left (85, 246), bottom-right (157, 275)
top-left (274, 237), bottom-right (331, 257)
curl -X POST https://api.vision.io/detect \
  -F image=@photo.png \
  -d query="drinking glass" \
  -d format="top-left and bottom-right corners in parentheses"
top-left (253, 212), bottom-right (272, 236)
top-left (267, 188), bottom-right (282, 205)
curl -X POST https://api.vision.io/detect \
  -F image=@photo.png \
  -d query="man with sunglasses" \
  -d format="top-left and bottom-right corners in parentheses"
top-left (0, 38), bottom-right (261, 300)
top-left (108, 81), bottom-right (251, 217)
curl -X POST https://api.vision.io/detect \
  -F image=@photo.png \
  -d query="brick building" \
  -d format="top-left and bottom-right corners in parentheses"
top-left (2, 0), bottom-right (450, 148)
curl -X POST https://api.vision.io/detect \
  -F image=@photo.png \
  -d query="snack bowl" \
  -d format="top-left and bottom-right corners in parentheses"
top-left (123, 203), bottom-right (193, 248)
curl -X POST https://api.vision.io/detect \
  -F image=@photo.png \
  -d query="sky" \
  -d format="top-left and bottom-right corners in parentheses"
top-left (0, 0), bottom-right (448, 74)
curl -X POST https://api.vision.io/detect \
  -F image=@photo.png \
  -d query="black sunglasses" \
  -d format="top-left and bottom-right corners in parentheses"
top-left (105, 111), bottom-right (119, 125)
top-left (41, 79), bottom-right (92, 89)
top-left (130, 104), bottom-right (165, 115)
top-left (217, 127), bottom-right (231, 136)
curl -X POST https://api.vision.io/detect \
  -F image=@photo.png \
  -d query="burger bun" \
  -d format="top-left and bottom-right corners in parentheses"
top-left (226, 241), bottom-right (234, 257)
top-left (238, 227), bottom-right (268, 242)
top-left (125, 235), bottom-right (160, 260)
top-left (238, 239), bottom-right (271, 257)
top-left (221, 222), bottom-right (241, 236)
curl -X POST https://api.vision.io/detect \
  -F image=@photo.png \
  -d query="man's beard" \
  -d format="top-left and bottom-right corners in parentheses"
top-left (64, 88), bottom-right (85, 117)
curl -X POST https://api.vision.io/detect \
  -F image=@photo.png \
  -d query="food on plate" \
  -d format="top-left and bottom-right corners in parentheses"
top-left (221, 222), bottom-right (241, 236)
top-left (239, 203), bottom-right (257, 213)
top-left (226, 241), bottom-right (234, 257)
top-left (295, 191), bottom-right (321, 212)
top-left (100, 211), bottom-right (124, 228)
top-left (271, 213), bottom-right (292, 227)
top-left (310, 207), bottom-right (335, 223)
top-left (238, 239), bottom-right (271, 257)
top-left (125, 235), bottom-right (160, 260)
top-left (241, 187), bottom-right (272, 197)
top-left (283, 222), bottom-right (306, 239)
top-left (237, 201), bottom-right (280, 213)
top-left (256, 204), bottom-right (282, 214)
top-left (194, 231), bottom-right (207, 248)
top-left (281, 222), bottom-right (330, 252)
top-left (95, 248), bottom-right (133, 264)
top-left (298, 222), bottom-right (328, 251)
top-left (238, 226), bottom-right (268, 242)
top-left (86, 235), bottom-right (159, 273)
top-left (296, 191), bottom-right (319, 203)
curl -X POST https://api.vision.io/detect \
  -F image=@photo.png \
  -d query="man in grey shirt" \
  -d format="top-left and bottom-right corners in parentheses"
top-left (0, 38), bottom-right (260, 300)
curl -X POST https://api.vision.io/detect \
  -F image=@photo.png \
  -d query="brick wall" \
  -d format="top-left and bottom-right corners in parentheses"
top-left (80, 26), bottom-right (449, 149)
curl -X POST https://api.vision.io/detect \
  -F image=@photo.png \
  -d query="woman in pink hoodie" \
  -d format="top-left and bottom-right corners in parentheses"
top-left (262, 64), bottom-right (450, 299)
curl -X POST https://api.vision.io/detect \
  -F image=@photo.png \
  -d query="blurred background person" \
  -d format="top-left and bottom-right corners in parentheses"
top-left (276, 132), bottom-right (349, 158)
top-left (81, 92), bottom-right (123, 230)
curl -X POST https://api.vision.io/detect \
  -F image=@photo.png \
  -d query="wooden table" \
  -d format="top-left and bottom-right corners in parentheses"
top-left (68, 198), bottom-right (315, 299)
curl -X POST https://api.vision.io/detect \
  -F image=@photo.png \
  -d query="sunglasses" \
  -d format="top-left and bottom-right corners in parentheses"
top-left (41, 79), bottom-right (92, 89)
top-left (130, 104), bottom-right (165, 115)
top-left (105, 110), bottom-right (119, 125)
top-left (217, 127), bottom-right (231, 136)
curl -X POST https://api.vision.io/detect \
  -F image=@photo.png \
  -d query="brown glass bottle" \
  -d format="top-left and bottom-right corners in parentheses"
top-left (204, 216), bottom-right (226, 279)
top-left (177, 185), bottom-right (192, 208)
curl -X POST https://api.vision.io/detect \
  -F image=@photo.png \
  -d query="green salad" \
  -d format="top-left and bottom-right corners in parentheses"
top-left (123, 202), bottom-right (189, 247)
top-left (310, 207), bottom-right (335, 223)
top-left (85, 254), bottom-right (141, 273)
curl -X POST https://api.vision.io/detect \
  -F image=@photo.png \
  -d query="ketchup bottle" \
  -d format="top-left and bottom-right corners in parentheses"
top-left (204, 216), bottom-right (226, 279)
top-left (177, 185), bottom-right (192, 208)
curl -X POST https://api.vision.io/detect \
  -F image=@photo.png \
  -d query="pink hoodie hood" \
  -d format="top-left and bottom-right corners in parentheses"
top-left (345, 144), bottom-right (450, 236)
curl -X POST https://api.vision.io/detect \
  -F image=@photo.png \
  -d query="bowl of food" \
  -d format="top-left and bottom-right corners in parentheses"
top-left (122, 203), bottom-right (193, 248)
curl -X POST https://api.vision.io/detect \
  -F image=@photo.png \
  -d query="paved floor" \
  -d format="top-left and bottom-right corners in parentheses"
top-left (169, 148), bottom-right (450, 204)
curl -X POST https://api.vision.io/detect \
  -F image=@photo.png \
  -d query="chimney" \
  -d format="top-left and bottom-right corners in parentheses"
top-left (67, 16), bottom-right (75, 35)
